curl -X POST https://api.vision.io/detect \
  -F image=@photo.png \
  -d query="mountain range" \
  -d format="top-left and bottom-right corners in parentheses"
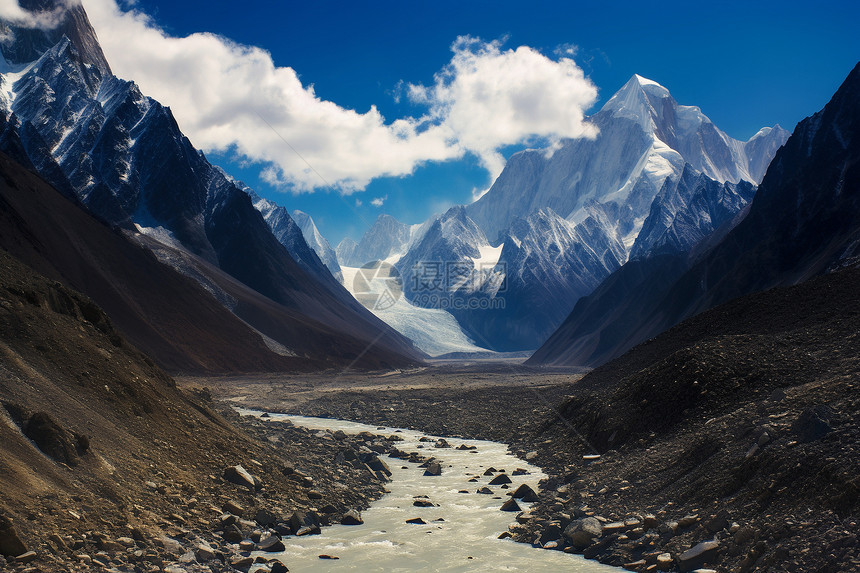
top-left (335, 75), bottom-right (788, 352)
top-left (0, 2), bottom-right (421, 372)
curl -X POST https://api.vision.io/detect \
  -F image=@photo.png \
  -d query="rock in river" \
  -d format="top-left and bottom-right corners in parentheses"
top-left (423, 462), bottom-right (442, 476)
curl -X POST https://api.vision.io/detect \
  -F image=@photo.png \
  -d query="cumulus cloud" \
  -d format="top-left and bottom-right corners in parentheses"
top-left (82, 1), bottom-right (598, 194)
top-left (370, 195), bottom-right (387, 207)
top-left (408, 36), bottom-right (599, 180)
top-left (0, 0), bottom-right (79, 30)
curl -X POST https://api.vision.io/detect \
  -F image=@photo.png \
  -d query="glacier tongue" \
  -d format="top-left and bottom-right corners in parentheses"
top-left (340, 265), bottom-right (490, 357)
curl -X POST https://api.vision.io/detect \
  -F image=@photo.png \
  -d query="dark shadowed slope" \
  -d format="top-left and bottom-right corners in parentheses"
top-left (530, 62), bottom-right (860, 367)
top-left (529, 264), bottom-right (859, 571)
top-left (0, 151), bottom-right (416, 373)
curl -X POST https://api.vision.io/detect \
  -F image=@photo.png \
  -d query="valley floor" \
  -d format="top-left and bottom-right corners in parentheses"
top-left (186, 364), bottom-right (859, 573)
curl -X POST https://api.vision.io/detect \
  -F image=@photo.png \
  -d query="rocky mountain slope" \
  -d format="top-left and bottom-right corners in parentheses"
top-left (0, 247), bottom-right (401, 571)
top-left (530, 62), bottom-right (860, 367)
top-left (519, 262), bottom-right (859, 572)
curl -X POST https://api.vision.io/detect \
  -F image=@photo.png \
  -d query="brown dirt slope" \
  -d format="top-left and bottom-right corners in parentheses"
top-left (0, 248), bottom-right (388, 571)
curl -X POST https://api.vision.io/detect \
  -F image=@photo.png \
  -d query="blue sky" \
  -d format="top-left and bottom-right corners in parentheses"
top-left (103, 0), bottom-right (859, 245)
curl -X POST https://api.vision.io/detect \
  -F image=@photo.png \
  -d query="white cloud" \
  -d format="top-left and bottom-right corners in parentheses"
top-left (554, 43), bottom-right (580, 57)
top-left (82, 1), bottom-right (598, 194)
top-left (370, 195), bottom-right (387, 207)
top-left (408, 36), bottom-right (599, 180)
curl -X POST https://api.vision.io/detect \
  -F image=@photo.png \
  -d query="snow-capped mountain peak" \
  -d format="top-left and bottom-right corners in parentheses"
top-left (601, 74), bottom-right (673, 129)
top-left (291, 209), bottom-right (342, 281)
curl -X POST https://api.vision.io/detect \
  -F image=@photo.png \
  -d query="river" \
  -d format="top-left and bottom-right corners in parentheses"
top-left (238, 411), bottom-right (618, 572)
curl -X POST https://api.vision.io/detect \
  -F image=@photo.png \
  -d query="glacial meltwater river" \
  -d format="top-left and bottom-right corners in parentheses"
top-left (238, 411), bottom-right (618, 572)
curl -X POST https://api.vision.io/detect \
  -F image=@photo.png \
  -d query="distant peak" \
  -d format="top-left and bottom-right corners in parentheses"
top-left (747, 124), bottom-right (790, 143)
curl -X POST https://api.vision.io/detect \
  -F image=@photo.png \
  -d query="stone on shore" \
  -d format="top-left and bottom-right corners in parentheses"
top-left (341, 510), bottom-right (363, 525)
top-left (500, 499), bottom-right (521, 512)
top-left (510, 483), bottom-right (539, 502)
top-left (564, 517), bottom-right (603, 548)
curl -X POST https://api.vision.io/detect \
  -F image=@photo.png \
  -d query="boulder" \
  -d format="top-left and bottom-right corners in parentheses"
top-left (270, 562), bottom-right (289, 573)
top-left (563, 517), bottom-right (603, 549)
top-left (406, 518), bottom-right (426, 524)
top-left (257, 535), bottom-right (286, 552)
top-left (296, 525), bottom-right (321, 536)
top-left (367, 457), bottom-right (392, 476)
top-left (678, 540), bottom-right (720, 572)
top-left (477, 487), bottom-right (493, 494)
top-left (706, 510), bottom-right (730, 533)
top-left (222, 524), bottom-right (243, 543)
top-left (223, 465), bottom-right (259, 491)
top-left (223, 500), bottom-right (244, 516)
top-left (341, 510), bottom-right (363, 525)
top-left (500, 499), bottom-right (521, 512)
top-left (793, 405), bottom-right (833, 442)
top-left (489, 474), bottom-right (512, 485)
top-left (23, 412), bottom-right (81, 466)
top-left (510, 484), bottom-right (539, 502)
top-left (656, 553), bottom-right (674, 571)
top-left (230, 555), bottom-right (254, 571)
top-left (678, 514), bottom-right (699, 528)
top-left (423, 462), bottom-right (442, 476)
top-left (14, 551), bottom-right (37, 564)
top-left (0, 516), bottom-right (27, 558)
top-left (413, 497), bottom-right (435, 507)
top-left (537, 524), bottom-right (563, 546)
top-left (195, 543), bottom-right (215, 562)
top-left (255, 508), bottom-right (279, 527)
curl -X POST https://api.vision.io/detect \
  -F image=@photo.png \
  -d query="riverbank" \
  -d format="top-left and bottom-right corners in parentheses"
top-left (193, 362), bottom-right (858, 572)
